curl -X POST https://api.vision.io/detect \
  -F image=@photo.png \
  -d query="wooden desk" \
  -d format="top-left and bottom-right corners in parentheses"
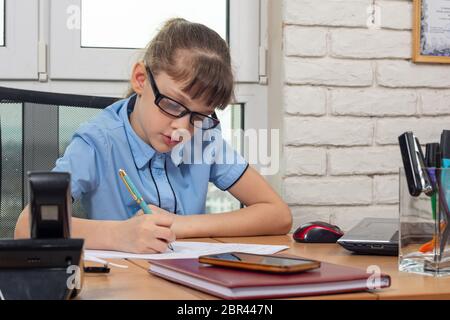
top-left (80, 258), bottom-right (209, 300)
top-left (214, 235), bottom-right (450, 300)
top-left (79, 235), bottom-right (450, 300)
top-left (79, 238), bottom-right (220, 300)
top-left (79, 237), bottom-right (373, 300)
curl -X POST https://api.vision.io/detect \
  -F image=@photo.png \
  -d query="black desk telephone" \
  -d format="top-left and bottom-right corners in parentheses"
top-left (0, 172), bottom-right (84, 300)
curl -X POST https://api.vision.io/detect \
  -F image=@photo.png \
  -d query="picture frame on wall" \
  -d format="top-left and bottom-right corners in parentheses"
top-left (413, 0), bottom-right (450, 63)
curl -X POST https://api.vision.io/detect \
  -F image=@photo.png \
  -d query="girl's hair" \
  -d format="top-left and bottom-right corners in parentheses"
top-left (126, 18), bottom-right (234, 110)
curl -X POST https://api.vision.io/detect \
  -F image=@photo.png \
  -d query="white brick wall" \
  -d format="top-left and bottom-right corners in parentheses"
top-left (328, 147), bottom-right (401, 175)
top-left (285, 58), bottom-right (373, 86)
top-left (331, 88), bottom-right (417, 116)
top-left (284, 86), bottom-right (326, 115)
top-left (285, 117), bottom-right (373, 146)
top-left (291, 205), bottom-right (399, 232)
top-left (284, 0), bottom-right (371, 27)
top-left (377, 61), bottom-right (450, 87)
top-left (281, 0), bottom-right (450, 232)
top-left (285, 147), bottom-right (327, 176)
top-left (378, 0), bottom-right (413, 30)
top-left (330, 29), bottom-right (411, 59)
top-left (376, 117), bottom-right (450, 145)
top-left (374, 175), bottom-right (400, 204)
top-left (284, 176), bottom-right (373, 206)
top-left (285, 26), bottom-right (327, 57)
top-left (420, 91), bottom-right (450, 115)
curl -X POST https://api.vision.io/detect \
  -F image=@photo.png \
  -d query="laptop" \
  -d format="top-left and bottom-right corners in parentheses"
top-left (337, 218), bottom-right (399, 256)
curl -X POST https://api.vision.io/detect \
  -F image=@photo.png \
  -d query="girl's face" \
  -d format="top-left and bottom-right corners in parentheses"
top-left (130, 62), bottom-right (216, 153)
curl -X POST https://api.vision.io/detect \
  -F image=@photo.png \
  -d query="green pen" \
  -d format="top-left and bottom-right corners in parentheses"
top-left (119, 169), bottom-right (174, 251)
top-left (431, 194), bottom-right (437, 221)
top-left (425, 143), bottom-right (440, 220)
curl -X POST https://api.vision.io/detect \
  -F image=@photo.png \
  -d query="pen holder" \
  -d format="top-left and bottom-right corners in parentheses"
top-left (399, 167), bottom-right (450, 277)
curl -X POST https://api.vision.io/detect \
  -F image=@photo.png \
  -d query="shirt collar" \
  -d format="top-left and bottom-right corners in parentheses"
top-left (121, 94), bottom-right (184, 169)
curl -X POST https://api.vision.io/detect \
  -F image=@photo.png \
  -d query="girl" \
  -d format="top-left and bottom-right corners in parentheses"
top-left (14, 18), bottom-right (292, 253)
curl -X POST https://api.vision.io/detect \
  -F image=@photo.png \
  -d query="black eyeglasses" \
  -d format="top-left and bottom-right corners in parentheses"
top-left (145, 66), bottom-right (220, 130)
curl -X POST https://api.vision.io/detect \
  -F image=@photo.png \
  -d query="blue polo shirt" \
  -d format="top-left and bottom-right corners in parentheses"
top-left (53, 95), bottom-right (249, 220)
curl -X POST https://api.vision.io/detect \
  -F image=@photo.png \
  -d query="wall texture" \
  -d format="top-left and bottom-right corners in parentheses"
top-left (281, 0), bottom-right (450, 231)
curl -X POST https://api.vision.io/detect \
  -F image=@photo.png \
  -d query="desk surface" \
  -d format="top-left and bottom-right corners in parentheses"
top-left (214, 236), bottom-right (450, 300)
top-left (80, 238), bottom-right (219, 300)
top-left (79, 235), bottom-right (450, 300)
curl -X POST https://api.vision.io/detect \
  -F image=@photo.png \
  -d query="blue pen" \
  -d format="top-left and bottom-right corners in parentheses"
top-left (119, 169), bottom-right (152, 214)
top-left (119, 169), bottom-right (174, 251)
top-left (440, 131), bottom-right (450, 203)
top-left (439, 131), bottom-right (450, 256)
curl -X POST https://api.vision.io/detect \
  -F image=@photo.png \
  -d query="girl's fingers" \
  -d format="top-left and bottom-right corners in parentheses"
top-left (152, 212), bottom-right (174, 227)
top-left (135, 210), bottom-right (145, 217)
top-left (148, 238), bottom-right (170, 253)
top-left (153, 225), bottom-right (176, 242)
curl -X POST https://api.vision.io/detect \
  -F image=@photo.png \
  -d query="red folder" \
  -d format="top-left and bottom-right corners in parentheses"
top-left (148, 258), bottom-right (391, 300)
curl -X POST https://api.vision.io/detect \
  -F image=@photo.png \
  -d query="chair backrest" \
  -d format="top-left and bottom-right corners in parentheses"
top-left (0, 86), bottom-right (119, 238)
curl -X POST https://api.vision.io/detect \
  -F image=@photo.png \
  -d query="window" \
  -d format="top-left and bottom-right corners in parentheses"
top-left (51, 0), bottom-right (259, 82)
top-left (59, 107), bottom-right (102, 154)
top-left (0, 0), bottom-right (4, 47)
top-left (0, 88), bottom-right (116, 239)
top-left (0, 102), bottom-right (23, 238)
top-left (206, 104), bottom-right (244, 213)
top-left (0, 0), bottom-right (268, 231)
top-left (81, 0), bottom-right (227, 49)
top-left (59, 106), bottom-right (103, 219)
top-left (0, 0), bottom-right (38, 79)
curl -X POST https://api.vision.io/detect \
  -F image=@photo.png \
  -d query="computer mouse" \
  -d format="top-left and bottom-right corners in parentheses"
top-left (293, 221), bottom-right (344, 243)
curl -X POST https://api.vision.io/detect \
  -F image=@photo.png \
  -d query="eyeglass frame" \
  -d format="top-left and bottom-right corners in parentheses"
top-left (145, 65), bottom-right (220, 130)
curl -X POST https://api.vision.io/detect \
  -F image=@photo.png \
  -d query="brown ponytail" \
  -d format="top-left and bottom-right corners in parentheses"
top-left (126, 18), bottom-right (234, 110)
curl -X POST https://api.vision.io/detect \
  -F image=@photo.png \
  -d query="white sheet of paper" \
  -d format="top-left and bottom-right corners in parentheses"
top-left (85, 241), bottom-right (289, 260)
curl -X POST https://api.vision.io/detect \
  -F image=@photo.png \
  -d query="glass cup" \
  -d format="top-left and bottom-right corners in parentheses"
top-left (399, 167), bottom-right (450, 277)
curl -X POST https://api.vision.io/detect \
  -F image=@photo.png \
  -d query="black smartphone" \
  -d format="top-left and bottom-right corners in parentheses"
top-left (199, 252), bottom-right (321, 273)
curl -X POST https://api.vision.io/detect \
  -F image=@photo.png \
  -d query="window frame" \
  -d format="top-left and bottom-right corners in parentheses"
top-left (50, 0), bottom-right (260, 82)
top-left (0, 0), bottom-right (4, 46)
top-left (0, 0), bottom-right (38, 79)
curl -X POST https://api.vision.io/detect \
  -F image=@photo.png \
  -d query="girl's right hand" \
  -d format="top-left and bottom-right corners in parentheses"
top-left (113, 212), bottom-right (176, 254)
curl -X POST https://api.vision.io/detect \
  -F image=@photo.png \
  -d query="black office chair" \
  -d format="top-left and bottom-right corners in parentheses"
top-left (0, 86), bottom-right (119, 238)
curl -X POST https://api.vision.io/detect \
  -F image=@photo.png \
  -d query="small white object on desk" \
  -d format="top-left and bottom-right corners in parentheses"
top-left (85, 241), bottom-right (289, 261)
